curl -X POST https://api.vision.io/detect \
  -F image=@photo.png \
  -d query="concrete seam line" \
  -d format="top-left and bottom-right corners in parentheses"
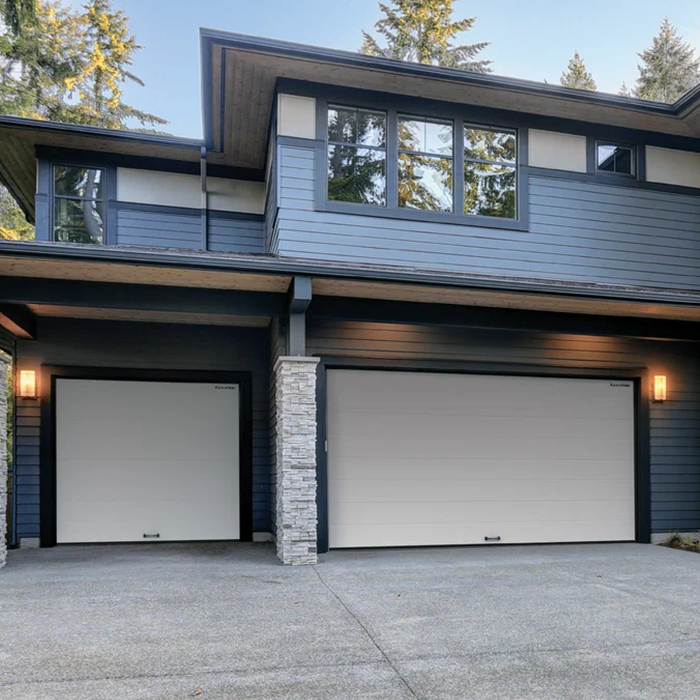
top-left (311, 565), bottom-right (419, 699)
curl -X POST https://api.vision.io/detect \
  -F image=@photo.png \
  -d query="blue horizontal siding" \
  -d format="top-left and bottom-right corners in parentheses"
top-left (275, 143), bottom-right (700, 292)
top-left (117, 206), bottom-right (265, 253)
top-left (208, 216), bottom-right (265, 254)
top-left (116, 208), bottom-right (201, 249)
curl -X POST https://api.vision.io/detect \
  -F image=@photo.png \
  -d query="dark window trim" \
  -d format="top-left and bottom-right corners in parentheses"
top-left (326, 102), bottom-right (389, 207)
top-left (315, 357), bottom-right (650, 554)
top-left (398, 113), bottom-right (455, 214)
top-left (48, 161), bottom-right (117, 245)
top-left (594, 140), bottom-right (637, 178)
top-left (39, 366), bottom-right (254, 547)
top-left (316, 95), bottom-right (528, 231)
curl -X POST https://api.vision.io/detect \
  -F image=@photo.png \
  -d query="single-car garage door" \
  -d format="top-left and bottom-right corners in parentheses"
top-left (327, 370), bottom-right (635, 548)
top-left (56, 379), bottom-right (240, 543)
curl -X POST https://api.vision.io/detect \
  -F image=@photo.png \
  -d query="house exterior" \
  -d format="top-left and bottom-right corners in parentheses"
top-left (2, 29), bottom-right (700, 566)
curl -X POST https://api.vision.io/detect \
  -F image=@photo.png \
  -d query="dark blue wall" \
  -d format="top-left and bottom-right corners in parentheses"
top-left (273, 142), bottom-right (700, 292)
top-left (14, 318), bottom-right (272, 540)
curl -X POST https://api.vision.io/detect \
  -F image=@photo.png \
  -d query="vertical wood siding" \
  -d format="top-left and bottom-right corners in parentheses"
top-left (275, 143), bottom-right (700, 292)
top-left (307, 319), bottom-right (700, 534)
top-left (14, 318), bottom-right (273, 539)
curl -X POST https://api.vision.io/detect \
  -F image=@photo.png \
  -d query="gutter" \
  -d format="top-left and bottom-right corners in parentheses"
top-left (0, 115), bottom-right (204, 149)
top-left (2, 240), bottom-right (700, 309)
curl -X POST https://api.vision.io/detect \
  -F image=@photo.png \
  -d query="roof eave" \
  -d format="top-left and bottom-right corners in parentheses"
top-left (199, 27), bottom-right (694, 120)
top-left (4, 239), bottom-right (700, 308)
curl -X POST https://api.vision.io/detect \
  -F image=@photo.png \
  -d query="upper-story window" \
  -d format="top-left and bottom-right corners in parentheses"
top-left (596, 142), bottom-right (634, 176)
top-left (464, 127), bottom-right (517, 219)
top-left (53, 165), bottom-right (105, 244)
top-left (398, 116), bottom-right (453, 213)
top-left (324, 103), bottom-right (519, 224)
top-left (327, 105), bottom-right (387, 206)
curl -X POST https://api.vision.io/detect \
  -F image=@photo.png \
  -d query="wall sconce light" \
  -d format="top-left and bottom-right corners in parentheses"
top-left (653, 375), bottom-right (667, 403)
top-left (19, 370), bottom-right (37, 399)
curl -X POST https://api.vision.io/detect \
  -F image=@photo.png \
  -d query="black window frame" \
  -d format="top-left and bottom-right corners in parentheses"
top-left (463, 123), bottom-right (518, 220)
top-left (397, 113), bottom-right (455, 214)
top-left (326, 104), bottom-right (388, 208)
top-left (314, 96), bottom-right (528, 232)
top-left (50, 162), bottom-right (109, 245)
top-left (595, 141), bottom-right (636, 178)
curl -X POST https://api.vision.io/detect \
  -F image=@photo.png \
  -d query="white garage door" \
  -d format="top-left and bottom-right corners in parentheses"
top-left (56, 379), bottom-right (240, 543)
top-left (327, 370), bottom-right (635, 548)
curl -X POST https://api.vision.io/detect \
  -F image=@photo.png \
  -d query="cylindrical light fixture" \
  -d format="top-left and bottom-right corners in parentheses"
top-left (19, 369), bottom-right (37, 399)
top-left (653, 375), bottom-right (667, 403)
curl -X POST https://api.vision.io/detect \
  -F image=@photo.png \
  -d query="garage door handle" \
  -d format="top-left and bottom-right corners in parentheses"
top-left (484, 536), bottom-right (501, 542)
top-left (143, 533), bottom-right (160, 539)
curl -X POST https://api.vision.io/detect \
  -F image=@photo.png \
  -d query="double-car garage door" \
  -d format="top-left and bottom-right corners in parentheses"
top-left (327, 370), bottom-right (636, 548)
top-left (56, 379), bottom-right (240, 544)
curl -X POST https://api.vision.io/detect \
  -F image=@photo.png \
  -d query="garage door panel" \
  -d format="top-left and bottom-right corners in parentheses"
top-left (329, 437), bottom-right (633, 461)
top-left (327, 370), bottom-right (635, 548)
top-left (331, 412), bottom-right (633, 439)
top-left (329, 517), bottom-right (636, 549)
top-left (59, 499), bottom-right (236, 543)
top-left (329, 477), bottom-right (635, 504)
top-left (333, 372), bottom-right (632, 415)
top-left (57, 379), bottom-right (240, 543)
top-left (58, 381), bottom-right (237, 462)
top-left (328, 457), bottom-right (632, 482)
top-left (330, 498), bottom-right (634, 526)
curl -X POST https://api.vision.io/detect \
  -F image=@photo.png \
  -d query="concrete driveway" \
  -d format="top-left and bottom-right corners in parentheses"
top-left (2, 543), bottom-right (700, 700)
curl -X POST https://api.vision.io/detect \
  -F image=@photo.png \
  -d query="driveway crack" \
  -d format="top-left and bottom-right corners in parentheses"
top-left (312, 565), bottom-right (419, 699)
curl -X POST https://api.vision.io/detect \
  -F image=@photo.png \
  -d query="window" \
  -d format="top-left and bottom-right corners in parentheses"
top-left (596, 143), bottom-right (634, 176)
top-left (322, 103), bottom-right (521, 226)
top-left (53, 165), bottom-right (104, 244)
top-left (398, 116), bottom-right (453, 212)
top-left (327, 106), bottom-right (386, 206)
top-left (464, 127), bottom-right (517, 219)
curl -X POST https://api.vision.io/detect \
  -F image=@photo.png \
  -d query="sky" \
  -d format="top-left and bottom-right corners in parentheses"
top-left (74, 0), bottom-right (700, 139)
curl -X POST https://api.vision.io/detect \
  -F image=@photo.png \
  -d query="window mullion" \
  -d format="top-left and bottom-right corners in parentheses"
top-left (455, 117), bottom-right (465, 217)
top-left (387, 108), bottom-right (399, 209)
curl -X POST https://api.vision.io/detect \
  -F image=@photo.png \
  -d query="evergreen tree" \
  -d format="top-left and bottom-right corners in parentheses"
top-left (0, 187), bottom-right (34, 239)
top-left (560, 51), bottom-right (596, 90)
top-left (361, 0), bottom-right (491, 73)
top-left (0, 0), bottom-right (85, 121)
top-left (64, 0), bottom-right (165, 128)
top-left (0, 0), bottom-right (35, 35)
top-left (0, 0), bottom-right (165, 127)
top-left (635, 18), bottom-right (700, 103)
top-left (618, 81), bottom-right (632, 97)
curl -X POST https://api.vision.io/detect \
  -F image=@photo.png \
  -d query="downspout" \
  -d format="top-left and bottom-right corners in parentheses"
top-left (200, 146), bottom-right (208, 251)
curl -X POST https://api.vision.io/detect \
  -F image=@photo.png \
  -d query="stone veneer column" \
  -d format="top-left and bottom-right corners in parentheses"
top-left (0, 360), bottom-right (8, 569)
top-left (274, 356), bottom-right (320, 565)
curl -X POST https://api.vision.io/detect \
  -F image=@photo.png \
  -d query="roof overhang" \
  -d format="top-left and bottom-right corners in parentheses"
top-left (0, 116), bottom-right (204, 222)
top-left (201, 29), bottom-right (700, 171)
top-left (2, 241), bottom-right (700, 340)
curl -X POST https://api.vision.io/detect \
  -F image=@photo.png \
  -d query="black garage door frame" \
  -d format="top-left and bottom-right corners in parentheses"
top-left (315, 357), bottom-right (651, 554)
top-left (39, 365), bottom-right (253, 547)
